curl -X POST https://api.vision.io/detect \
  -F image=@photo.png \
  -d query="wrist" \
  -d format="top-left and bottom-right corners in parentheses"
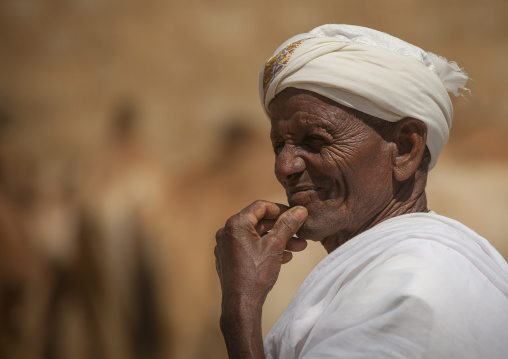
top-left (221, 294), bottom-right (264, 330)
top-left (220, 295), bottom-right (265, 359)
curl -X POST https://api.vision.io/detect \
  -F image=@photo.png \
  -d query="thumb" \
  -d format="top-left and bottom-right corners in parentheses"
top-left (268, 206), bottom-right (308, 246)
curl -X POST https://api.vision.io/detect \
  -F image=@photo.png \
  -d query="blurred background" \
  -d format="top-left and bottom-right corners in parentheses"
top-left (0, 0), bottom-right (507, 358)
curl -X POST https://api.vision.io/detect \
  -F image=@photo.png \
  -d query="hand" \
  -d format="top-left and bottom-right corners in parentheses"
top-left (215, 201), bottom-right (308, 358)
top-left (215, 200), bottom-right (308, 304)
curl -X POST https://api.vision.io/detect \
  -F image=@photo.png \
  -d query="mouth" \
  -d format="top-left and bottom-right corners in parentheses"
top-left (287, 185), bottom-right (318, 206)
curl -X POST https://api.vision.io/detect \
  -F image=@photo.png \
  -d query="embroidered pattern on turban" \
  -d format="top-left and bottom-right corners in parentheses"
top-left (259, 24), bottom-right (469, 169)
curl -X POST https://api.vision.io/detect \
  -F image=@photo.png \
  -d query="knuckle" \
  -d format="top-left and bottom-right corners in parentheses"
top-left (251, 200), bottom-right (266, 209)
top-left (222, 221), bottom-right (244, 241)
top-left (250, 200), bottom-right (268, 215)
top-left (223, 225), bottom-right (235, 239)
top-left (237, 211), bottom-right (250, 223)
top-left (215, 228), bottom-right (224, 242)
top-left (224, 214), bottom-right (240, 229)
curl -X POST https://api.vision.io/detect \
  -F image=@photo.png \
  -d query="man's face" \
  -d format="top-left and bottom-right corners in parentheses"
top-left (269, 88), bottom-right (395, 248)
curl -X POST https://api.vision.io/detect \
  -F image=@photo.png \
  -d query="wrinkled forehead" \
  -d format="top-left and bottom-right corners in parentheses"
top-left (270, 88), bottom-right (346, 120)
top-left (269, 88), bottom-right (364, 137)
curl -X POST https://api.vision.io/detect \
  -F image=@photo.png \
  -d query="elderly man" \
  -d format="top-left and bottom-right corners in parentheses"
top-left (214, 25), bottom-right (508, 358)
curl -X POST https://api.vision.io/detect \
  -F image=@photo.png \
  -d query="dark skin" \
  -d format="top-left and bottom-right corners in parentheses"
top-left (214, 88), bottom-right (429, 358)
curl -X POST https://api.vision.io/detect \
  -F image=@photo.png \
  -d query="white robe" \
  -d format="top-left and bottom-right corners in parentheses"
top-left (264, 213), bottom-right (508, 359)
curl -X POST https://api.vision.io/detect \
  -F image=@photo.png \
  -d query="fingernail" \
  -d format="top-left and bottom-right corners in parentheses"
top-left (291, 206), bottom-right (308, 219)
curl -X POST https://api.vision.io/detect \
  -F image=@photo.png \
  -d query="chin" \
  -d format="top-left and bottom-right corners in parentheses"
top-left (295, 220), bottom-right (327, 242)
top-left (294, 204), bottom-right (344, 243)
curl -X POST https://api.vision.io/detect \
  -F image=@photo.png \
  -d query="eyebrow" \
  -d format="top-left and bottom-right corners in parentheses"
top-left (301, 117), bottom-right (338, 135)
top-left (271, 109), bottom-right (340, 130)
top-left (269, 121), bottom-right (336, 143)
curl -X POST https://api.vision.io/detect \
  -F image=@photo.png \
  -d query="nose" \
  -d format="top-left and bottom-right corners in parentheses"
top-left (274, 144), bottom-right (306, 183)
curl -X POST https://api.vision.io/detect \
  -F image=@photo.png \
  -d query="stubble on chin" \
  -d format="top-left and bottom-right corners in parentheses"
top-left (294, 215), bottom-right (325, 241)
top-left (294, 208), bottom-right (348, 252)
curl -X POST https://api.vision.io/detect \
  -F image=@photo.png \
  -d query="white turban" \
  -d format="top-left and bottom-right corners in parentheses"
top-left (259, 24), bottom-right (469, 170)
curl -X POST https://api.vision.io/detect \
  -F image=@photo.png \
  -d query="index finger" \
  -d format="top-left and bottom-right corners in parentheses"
top-left (265, 206), bottom-right (308, 247)
top-left (242, 200), bottom-right (290, 227)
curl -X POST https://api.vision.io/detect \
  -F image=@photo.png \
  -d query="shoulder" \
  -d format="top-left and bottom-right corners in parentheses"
top-left (297, 212), bottom-right (508, 313)
top-left (345, 213), bottom-right (508, 301)
top-left (265, 213), bottom-right (508, 358)
top-left (355, 212), bottom-right (507, 275)
top-left (302, 215), bottom-right (508, 357)
top-left (331, 214), bottom-right (508, 338)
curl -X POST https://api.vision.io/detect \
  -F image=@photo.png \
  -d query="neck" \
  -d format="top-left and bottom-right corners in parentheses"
top-left (321, 173), bottom-right (428, 254)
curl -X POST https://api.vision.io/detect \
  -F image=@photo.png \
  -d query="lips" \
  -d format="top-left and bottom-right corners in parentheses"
top-left (287, 185), bottom-right (318, 206)
top-left (288, 185), bottom-right (315, 194)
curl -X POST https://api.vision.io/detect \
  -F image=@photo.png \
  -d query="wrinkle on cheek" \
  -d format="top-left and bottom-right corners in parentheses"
top-left (328, 145), bottom-right (356, 163)
top-left (327, 126), bottom-right (369, 156)
top-left (323, 143), bottom-right (362, 172)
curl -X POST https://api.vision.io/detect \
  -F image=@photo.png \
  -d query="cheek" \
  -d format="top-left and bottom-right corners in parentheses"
top-left (317, 148), bottom-right (358, 198)
top-left (346, 153), bottom-right (394, 215)
top-left (320, 141), bottom-right (370, 181)
top-left (313, 149), bottom-right (347, 184)
top-left (321, 144), bottom-right (351, 166)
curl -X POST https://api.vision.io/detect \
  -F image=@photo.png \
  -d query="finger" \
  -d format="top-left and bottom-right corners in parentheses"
top-left (255, 219), bottom-right (276, 235)
top-left (224, 202), bottom-right (289, 235)
top-left (281, 251), bottom-right (293, 264)
top-left (243, 201), bottom-right (290, 227)
top-left (285, 237), bottom-right (307, 252)
top-left (268, 206), bottom-right (308, 247)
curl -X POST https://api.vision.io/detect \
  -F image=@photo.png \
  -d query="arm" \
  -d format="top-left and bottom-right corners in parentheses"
top-left (215, 201), bottom-right (308, 358)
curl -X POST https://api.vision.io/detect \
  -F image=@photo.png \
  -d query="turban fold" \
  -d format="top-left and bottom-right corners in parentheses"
top-left (260, 24), bottom-right (468, 169)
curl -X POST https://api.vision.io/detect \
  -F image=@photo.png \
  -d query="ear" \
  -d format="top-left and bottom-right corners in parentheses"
top-left (391, 118), bottom-right (427, 181)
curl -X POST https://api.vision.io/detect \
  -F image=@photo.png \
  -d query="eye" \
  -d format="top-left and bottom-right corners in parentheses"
top-left (305, 134), bottom-right (329, 149)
